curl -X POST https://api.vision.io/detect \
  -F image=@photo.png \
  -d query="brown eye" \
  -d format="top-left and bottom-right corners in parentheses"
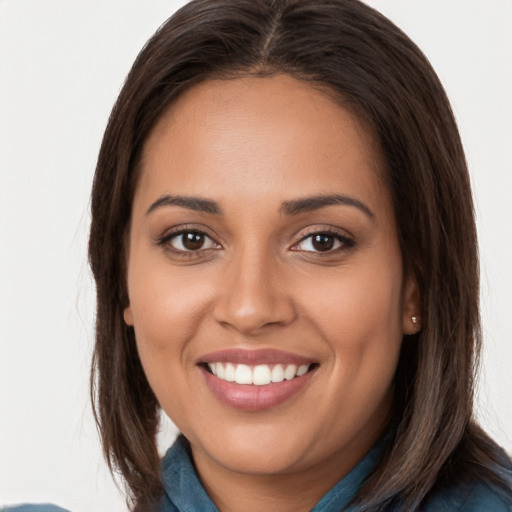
top-left (182, 232), bottom-right (205, 250)
top-left (293, 231), bottom-right (354, 253)
top-left (167, 230), bottom-right (219, 252)
top-left (311, 234), bottom-right (335, 251)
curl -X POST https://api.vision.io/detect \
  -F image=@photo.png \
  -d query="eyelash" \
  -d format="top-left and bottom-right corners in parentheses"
top-left (155, 226), bottom-right (355, 257)
top-left (155, 226), bottom-right (221, 257)
top-left (292, 228), bottom-right (355, 255)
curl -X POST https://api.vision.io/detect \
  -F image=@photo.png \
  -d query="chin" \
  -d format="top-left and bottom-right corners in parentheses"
top-left (187, 422), bottom-right (319, 475)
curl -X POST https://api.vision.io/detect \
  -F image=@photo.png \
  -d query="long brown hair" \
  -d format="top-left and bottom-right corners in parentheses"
top-left (88, 0), bottom-right (511, 510)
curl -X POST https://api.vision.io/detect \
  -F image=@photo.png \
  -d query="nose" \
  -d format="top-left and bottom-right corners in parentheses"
top-left (212, 247), bottom-right (296, 336)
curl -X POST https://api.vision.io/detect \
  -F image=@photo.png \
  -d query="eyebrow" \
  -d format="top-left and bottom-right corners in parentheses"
top-left (281, 194), bottom-right (374, 218)
top-left (145, 195), bottom-right (222, 215)
top-left (145, 193), bottom-right (374, 219)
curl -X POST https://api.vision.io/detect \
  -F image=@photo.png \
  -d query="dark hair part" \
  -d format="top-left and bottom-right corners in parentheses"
top-left (88, 0), bottom-right (511, 510)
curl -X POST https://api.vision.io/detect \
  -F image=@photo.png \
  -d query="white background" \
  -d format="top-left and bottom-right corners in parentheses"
top-left (1, 1), bottom-right (511, 510)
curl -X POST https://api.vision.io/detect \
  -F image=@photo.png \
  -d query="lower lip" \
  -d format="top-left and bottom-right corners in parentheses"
top-left (200, 366), bottom-right (316, 411)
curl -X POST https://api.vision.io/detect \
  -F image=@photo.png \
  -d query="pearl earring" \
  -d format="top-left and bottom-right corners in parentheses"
top-left (411, 316), bottom-right (418, 324)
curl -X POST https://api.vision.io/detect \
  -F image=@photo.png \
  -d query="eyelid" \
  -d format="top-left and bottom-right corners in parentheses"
top-left (290, 226), bottom-right (355, 253)
top-left (155, 224), bottom-right (222, 252)
top-left (173, 232), bottom-right (218, 252)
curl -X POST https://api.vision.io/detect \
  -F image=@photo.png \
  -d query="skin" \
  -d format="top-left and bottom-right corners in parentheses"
top-left (124, 74), bottom-right (420, 512)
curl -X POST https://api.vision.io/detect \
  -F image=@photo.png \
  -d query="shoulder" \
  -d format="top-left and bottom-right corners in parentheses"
top-left (1, 506), bottom-right (70, 512)
top-left (423, 481), bottom-right (512, 511)
top-left (459, 484), bottom-right (512, 511)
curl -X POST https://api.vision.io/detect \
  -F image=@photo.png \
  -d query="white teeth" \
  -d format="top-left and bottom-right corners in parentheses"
top-left (253, 365), bottom-right (272, 385)
top-left (224, 363), bottom-right (236, 382)
top-left (271, 364), bottom-right (285, 383)
top-left (207, 362), bottom-right (311, 385)
top-left (296, 364), bottom-right (309, 377)
top-left (216, 363), bottom-right (226, 380)
top-left (284, 364), bottom-right (297, 380)
top-left (235, 364), bottom-right (253, 384)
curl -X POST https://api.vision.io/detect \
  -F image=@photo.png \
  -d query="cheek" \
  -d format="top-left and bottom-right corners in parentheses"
top-left (125, 252), bottom-right (216, 388)
top-left (126, 266), bottom-right (215, 427)
top-left (299, 259), bottom-right (404, 346)
top-left (296, 257), bottom-right (404, 402)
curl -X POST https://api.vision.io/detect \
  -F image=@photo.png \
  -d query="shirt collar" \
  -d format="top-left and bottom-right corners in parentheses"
top-left (161, 435), bottom-right (219, 512)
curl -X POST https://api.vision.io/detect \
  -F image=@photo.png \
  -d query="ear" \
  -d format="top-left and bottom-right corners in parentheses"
top-left (123, 305), bottom-right (134, 326)
top-left (402, 271), bottom-right (421, 334)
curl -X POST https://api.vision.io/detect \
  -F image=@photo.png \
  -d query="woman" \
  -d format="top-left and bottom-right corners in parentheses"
top-left (5, 0), bottom-right (511, 511)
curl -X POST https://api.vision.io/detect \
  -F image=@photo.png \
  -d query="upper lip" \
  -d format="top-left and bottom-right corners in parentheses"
top-left (197, 348), bottom-right (315, 366)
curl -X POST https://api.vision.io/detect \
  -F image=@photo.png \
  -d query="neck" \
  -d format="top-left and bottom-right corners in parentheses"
top-left (190, 427), bottom-right (385, 512)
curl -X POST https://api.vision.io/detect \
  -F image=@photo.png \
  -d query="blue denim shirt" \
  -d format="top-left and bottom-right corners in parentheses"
top-left (157, 435), bottom-right (512, 512)
top-left (4, 435), bottom-right (511, 511)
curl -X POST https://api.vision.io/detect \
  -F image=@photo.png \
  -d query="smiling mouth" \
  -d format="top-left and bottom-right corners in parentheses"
top-left (198, 350), bottom-right (319, 410)
top-left (201, 362), bottom-right (318, 386)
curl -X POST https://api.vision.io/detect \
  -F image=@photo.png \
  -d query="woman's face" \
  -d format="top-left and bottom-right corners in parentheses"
top-left (124, 75), bottom-right (419, 485)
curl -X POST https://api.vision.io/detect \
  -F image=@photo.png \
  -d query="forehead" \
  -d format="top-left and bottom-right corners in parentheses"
top-left (137, 74), bottom-right (389, 214)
